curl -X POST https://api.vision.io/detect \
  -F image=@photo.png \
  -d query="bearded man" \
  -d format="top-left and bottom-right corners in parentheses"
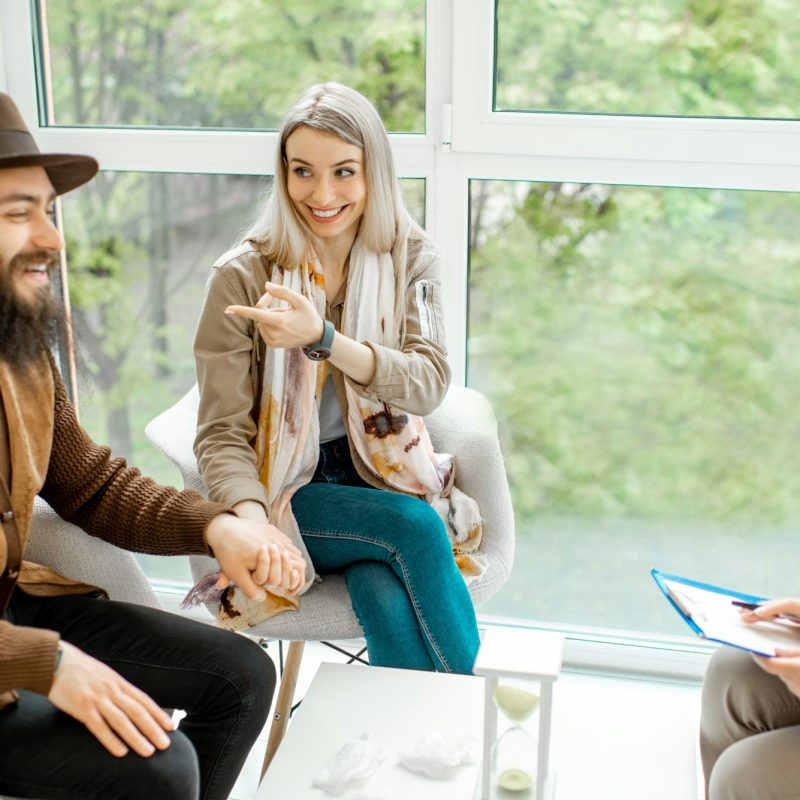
top-left (0, 92), bottom-right (304, 800)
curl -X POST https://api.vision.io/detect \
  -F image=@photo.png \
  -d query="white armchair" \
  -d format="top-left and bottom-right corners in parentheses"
top-left (145, 382), bottom-right (515, 772)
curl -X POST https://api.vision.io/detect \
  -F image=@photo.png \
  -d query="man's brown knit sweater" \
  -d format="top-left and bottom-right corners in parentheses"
top-left (0, 355), bottom-right (228, 698)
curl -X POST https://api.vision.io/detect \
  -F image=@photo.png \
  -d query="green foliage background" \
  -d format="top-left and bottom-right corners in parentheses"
top-left (470, 183), bottom-right (800, 525)
top-left (46, 0), bottom-right (424, 130)
top-left (496, 0), bottom-right (800, 117)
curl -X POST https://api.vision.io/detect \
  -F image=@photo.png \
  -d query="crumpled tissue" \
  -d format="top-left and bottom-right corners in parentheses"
top-left (312, 731), bottom-right (389, 796)
top-left (398, 730), bottom-right (480, 778)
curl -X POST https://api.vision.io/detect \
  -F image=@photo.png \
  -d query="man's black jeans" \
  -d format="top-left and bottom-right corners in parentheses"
top-left (0, 591), bottom-right (274, 800)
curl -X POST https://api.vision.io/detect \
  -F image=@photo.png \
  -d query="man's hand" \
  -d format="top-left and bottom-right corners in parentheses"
top-left (206, 514), bottom-right (306, 599)
top-left (225, 282), bottom-right (323, 350)
top-left (754, 647), bottom-right (800, 698)
top-left (48, 641), bottom-right (174, 758)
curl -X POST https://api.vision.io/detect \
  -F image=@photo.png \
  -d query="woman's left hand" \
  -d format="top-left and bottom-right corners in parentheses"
top-left (225, 282), bottom-right (323, 349)
top-left (753, 647), bottom-right (800, 698)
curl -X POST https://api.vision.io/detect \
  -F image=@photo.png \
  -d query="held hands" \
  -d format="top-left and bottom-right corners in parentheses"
top-left (205, 513), bottom-right (307, 600)
top-left (48, 641), bottom-right (174, 758)
top-left (225, 282), bottom-right (323, 350)
top-left (744, 598), bottom-right (800, 698)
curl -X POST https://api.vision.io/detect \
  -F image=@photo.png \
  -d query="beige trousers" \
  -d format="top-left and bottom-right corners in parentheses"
top-left (700, 647), bottom-right (800, 800)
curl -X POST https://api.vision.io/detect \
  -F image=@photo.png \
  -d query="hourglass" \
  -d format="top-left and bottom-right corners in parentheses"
top-left (473, 629), bottom-right (564, 800)
top-left (492, 682), bottom-right (539, 793)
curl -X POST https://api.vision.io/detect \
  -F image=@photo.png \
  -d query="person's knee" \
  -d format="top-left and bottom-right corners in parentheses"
top-left (709, 744), bottom-right (754, 800)
top-left (708, 731), bottom-right (800, 800)
top-left (702, 646), bottom-right (781, 730)
top-left (107, 730), bottom-right (200, 800)
top-left (701, 648), bottom-right (754, 743)
top-left (222, 633), bottom-right (276, 717)
top-left (382, 495), bottom-right (451, 556)
top-left (704, 647), bottom-right (759, 698)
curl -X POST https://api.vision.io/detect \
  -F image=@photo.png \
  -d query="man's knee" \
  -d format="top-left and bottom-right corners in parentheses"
top-left (216, 632), bottom-right (276, 726)
top-left (107, 730), bottom-right (200, 800)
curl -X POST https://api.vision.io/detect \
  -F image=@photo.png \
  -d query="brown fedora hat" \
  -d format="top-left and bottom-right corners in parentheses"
top-left (0, 92), bottom-right (98, 195)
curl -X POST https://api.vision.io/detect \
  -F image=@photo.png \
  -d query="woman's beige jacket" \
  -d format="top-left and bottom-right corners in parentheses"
top-left (194, 240), bottom-right (451, 512)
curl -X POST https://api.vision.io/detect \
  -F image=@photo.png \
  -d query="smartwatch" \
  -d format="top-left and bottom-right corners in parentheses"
top-left (303, 319), bottom-right (335, 361)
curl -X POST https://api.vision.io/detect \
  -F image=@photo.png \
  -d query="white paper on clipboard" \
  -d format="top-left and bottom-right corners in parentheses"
top-left (662, 578), bottom-right (800, 657)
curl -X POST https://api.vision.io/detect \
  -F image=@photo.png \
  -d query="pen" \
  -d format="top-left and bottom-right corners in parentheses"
top-left (731, 599), bottom-right (800, 624)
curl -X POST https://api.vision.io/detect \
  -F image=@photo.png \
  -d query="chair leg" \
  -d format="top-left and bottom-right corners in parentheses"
top-left (261, 640), bottom-right (305, 777)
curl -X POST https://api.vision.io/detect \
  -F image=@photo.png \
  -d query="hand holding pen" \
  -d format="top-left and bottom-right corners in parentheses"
top-left (733, 598), bottom-right (800, 625)
top-left (740, 597), bottom-right (800, 695)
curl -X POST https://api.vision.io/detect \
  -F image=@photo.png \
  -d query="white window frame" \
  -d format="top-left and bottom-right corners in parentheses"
top-left (452, 0), bottom-right (800, 192)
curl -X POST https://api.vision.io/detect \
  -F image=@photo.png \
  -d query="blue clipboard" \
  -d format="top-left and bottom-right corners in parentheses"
top-left (651, 568), bottom-right (788, 657)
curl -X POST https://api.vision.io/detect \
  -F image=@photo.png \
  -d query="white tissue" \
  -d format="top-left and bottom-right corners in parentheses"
top-left (398, 730), bottom-right (480, 778)
top-left (312, 732), bottom-right (388, 796)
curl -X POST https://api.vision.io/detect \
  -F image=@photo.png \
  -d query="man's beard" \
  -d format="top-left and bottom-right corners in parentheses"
top-left (0, 251), bottom-right (64, 370)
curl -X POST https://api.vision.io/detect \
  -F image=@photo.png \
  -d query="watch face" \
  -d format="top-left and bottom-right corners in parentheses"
top-left (305, 347), bottom-right (331, 362)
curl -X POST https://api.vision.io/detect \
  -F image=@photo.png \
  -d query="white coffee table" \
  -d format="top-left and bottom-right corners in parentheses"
top-left (255, 661), bottom-right (485, 799)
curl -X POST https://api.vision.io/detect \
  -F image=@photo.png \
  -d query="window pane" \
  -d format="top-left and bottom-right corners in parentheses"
top-left (62, 171), bottom-right (424, 581)
top-left (469, 179), bottom-right (800, 634)
top-left (41, 1), bottom-right (425, 132)
top-left (495, 0), bottom-right (800, 119)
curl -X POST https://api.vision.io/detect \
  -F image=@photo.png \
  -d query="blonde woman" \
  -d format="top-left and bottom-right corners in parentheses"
top-left (194, 83), bottom-right (482, 673)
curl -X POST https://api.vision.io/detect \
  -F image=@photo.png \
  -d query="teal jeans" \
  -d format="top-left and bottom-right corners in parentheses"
top-left (294, 436), bottom-right (479, 674)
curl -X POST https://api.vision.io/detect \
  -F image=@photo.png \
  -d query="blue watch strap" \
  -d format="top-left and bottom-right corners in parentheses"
top-left (319, 319), bottom-right (335, 349)
top-left (303, 319), bottom-right (335, 361)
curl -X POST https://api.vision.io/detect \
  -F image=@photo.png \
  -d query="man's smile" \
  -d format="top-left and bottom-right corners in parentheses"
top-left (10, 251), bottom-right (58, 290)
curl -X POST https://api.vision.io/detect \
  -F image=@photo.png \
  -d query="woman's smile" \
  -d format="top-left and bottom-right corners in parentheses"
top-left (308, 204), bottom-right (348, 222)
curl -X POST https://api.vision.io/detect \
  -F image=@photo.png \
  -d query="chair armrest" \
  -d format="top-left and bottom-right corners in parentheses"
top-left (25, 498), bottom-right (160, 609)
top-left (425, 385), bottom-right (515, 607)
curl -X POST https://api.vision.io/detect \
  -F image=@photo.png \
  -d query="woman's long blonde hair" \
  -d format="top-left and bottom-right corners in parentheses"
top-left (244, 83), bottom-right (432, 329)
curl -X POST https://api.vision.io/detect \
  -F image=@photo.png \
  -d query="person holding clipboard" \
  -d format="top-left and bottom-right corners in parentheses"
top-left (700, 598), bottom-right (800, 800)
